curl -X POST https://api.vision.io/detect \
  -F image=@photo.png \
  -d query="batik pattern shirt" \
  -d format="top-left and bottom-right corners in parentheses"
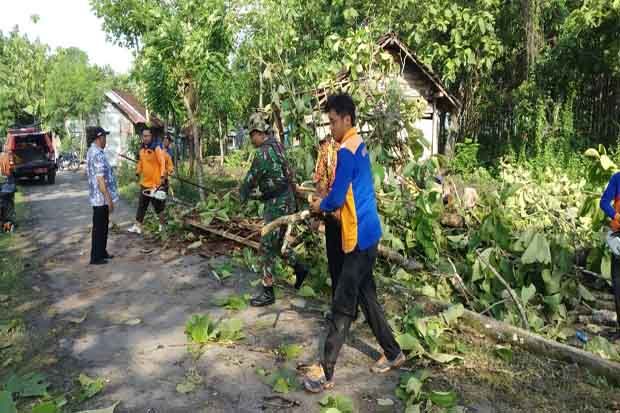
top-left (86, 144), bottom-right (119, 207)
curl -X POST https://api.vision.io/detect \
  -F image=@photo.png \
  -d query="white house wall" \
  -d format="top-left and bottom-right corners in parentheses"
top-left (100, 102), bottom-right (134, 167)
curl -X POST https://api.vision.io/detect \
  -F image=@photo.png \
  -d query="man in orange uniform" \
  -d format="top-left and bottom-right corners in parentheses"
top-left (128, 128), bottom-right (167, 235)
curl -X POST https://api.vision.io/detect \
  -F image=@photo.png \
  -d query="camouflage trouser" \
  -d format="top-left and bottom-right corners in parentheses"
top-left (260, 191), bottom-right (299, 287)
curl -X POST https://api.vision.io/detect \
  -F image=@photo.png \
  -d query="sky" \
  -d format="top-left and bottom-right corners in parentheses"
top-left (0, 0), bottom-right (134, 74)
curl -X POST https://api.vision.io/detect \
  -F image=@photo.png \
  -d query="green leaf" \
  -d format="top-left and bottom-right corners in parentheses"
top-left (521, 233), bottom-right (552, 265)
top-left (218, 318), bottom-right (245, 341)
top-left (32, 401), bottom-right (59, 413)
top-left (585, 336), bottom-right (620, 362)
top-left (544, 294), bottom-right (563, 313)
top-left (5, 372), bottom-right (49, 397)
top-left (298, 285), bottom-right (317, 298)
top-left (279, 344), bottom-right (303, 360)
top-left (541, 269), bottom-right (561, 295)
top-left (343, 8), bottom-right (359, 22)
top-left (578, 284), bottom-right (596, 302)
top-left (405, 404), bottom-right (422, 413)
top-left (600, 154), bottom-right (617, 171)
top-left (494, 345), bottom-right (513, 362)
top-left (319, 395), bottom-right (332, 406)
top-left (185, 314), bottom-right (218, 343)
top-left (584, 148), bottom-right (600, 159)
top-left (602, 254), bottom-right (612, 280)
top-left (272, 377), bottom-right (290, 394)
top-left (77, 373), bottom-right (105, 402)
top-left (520, 284), bottom-right (536, 306)
top-left (396, 333), bottom-right (423, 353)
top-left (426, 353), bottom-right (463, 364)
top-left (440, 304), bottom-right (464, 324)
top-left (0, 391), bottom-right (16, 413)
top-left (429, 390), bottom-right (457, 408)
top-left (405, 376), bottom-right (423, 397)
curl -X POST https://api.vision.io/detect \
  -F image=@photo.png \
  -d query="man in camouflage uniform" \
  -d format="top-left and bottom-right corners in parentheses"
top-left (240, 112), bottom-right (309, 307)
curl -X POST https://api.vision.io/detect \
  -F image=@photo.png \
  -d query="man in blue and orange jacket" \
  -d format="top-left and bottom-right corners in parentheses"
top-left (303, 93), bottom-right (405, 393)
top-left (600, 172), bottom-right (620, 332)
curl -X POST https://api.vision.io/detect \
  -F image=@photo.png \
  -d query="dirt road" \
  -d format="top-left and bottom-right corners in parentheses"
top-left (11, 170), bottom-right (620, 413)
top-left (17, 170), bottom-right (404, 413)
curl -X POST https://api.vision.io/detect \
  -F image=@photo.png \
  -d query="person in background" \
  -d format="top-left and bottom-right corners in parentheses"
top-left (304, 93), bottom-right (405, 393)
top-left (313, 134), bottom-right (343, 301)
top-left (163, 134), bottom-right (175, 181)
top-left (128, 128), bottom-right (167, 235)
top-left (86, 127), bottom-right (119, 265)
top-left (239, 112), bottom-right (309, 307)
top-left (600, 172), bottom-right (620, 334)
top-left (0, 149), bottom-right (16, 233)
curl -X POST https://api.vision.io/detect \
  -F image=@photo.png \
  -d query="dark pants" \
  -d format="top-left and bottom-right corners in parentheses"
top-left (136, 188), bottom-right (165, 223)
top-left (611, 254), bottom-right (620, 329)
top-left (325, 215), bottom-right (344, 300)
top-left (91, 205), bottom-right (109, 263)
top-left (321, 243), bottom-right (401, 380)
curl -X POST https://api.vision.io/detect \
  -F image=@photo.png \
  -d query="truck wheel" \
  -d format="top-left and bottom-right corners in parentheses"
top-left (47, 170), bottom-right (56, 184)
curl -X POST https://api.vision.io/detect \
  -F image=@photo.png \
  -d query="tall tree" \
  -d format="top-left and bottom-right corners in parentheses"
top-left (93, 0), bottom-right (235, 199)
top-left (43, 47), bottom-right (107, 153)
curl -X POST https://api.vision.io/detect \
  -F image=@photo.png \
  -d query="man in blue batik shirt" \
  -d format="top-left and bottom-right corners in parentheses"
top-left (86, 127), bottom-right (119, 265)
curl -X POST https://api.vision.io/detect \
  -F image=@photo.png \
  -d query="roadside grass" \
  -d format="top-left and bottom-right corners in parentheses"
top-left (0, 192), bottom-right (25, 295)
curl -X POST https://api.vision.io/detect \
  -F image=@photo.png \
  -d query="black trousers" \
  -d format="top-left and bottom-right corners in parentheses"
top-left (136, 188), bottom-right (165, 223)
top-left (321, 243), bottom-right (401, 380)
top-left (611, 254), bottom-right (620, 328)
top-left (325, 215), bottom-right (344, 300)
top-left (91, 205), bottom-right (109, 263)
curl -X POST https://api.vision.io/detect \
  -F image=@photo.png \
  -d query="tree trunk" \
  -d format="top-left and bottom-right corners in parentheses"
top-left (522, 0), bottom-right (543, 77)
top-left (259, 57), bottom-right (264, 109)
top-left (188, 134), bottom-right (195, 177)
top-left (182, 81), bottom-right (206, 201)
top-left (218, 116), bottom-right (225, 166)
top-left (79, 114), bottom-right (86, 161)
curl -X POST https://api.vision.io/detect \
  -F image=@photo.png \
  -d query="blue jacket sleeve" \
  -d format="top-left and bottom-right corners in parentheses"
top-left (600, 174), bottom-right (619, 219)
top-left (320, 149), bottom-right (354, 212)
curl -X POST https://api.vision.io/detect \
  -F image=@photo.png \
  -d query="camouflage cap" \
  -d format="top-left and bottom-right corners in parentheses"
top-left (248, 112), bottom-right (270, 134)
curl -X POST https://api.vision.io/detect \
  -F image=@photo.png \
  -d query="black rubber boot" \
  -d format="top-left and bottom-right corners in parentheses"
top-left (251, 285), bottom-right (275, 307)
top-left (294, 263), bottom-right (309, 290)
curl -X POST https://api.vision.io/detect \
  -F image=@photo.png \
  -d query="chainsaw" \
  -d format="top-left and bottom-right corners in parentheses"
top-left (142, 185), bottom-right (167, 201)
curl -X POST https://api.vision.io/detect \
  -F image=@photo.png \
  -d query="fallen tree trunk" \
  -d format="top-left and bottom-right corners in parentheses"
top-left (262, 210), bottom-right (311, 236)
top-left (185, 219), bottom-right (260, 250)
top-left (377, 244), bottom-right (424, 272)
top-left (261, 210), bottom-right (425, 272)
top-left (405, 292), bottom-right (620, 385)
top-left (463, 306), bottom-right (620, 384)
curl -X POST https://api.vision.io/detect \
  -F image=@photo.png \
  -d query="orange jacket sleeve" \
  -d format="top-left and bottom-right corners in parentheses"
top-left (136, 149), bottom-right (143, 175)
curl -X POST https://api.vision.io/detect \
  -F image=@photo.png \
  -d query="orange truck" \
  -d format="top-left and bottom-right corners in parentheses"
top-left (5, 126), bottom-right (57, 184)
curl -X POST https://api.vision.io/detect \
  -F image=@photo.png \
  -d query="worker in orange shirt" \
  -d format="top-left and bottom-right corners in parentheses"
top-left (128, 128), bottom-right (167, 235)
top-left (162, 134), bottom-right (175, 181)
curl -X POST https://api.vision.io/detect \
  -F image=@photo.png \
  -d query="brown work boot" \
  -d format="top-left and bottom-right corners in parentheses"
top-left (371, 351), bottom-right (406, 374)
top-left (302, 363), bottom-right (334, 393)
